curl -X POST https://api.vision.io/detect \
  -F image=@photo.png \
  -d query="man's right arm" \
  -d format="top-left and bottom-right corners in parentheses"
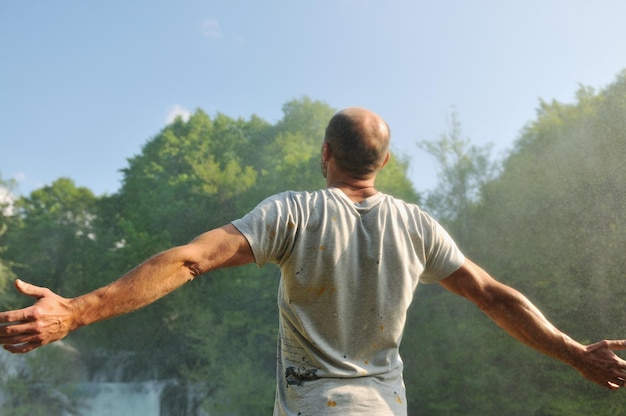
top-left (0, 224), bottom-right (254, 354)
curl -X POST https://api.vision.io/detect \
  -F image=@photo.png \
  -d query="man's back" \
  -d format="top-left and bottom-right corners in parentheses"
top-left (233, 188), bottom-right (464, 415)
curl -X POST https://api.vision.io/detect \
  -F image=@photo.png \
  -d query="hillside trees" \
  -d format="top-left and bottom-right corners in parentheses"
top-left (473, 74), bottom-right (626, 341)
top-left (3, 178), bottom-right (101, 299)
top-left (0, 177), bottom-right (97, 415)
top-left (467, 74), bottom-right (626, 414)
top-left (0, 97), bottom-right (420, 415)
top-left (107, 97), bottom-right (418, 414)
top-left (4, 70), bottom-right (626, 415)
top-left (404, 71), bottom-right (626, 415)
top-left (417, 111), bottom-right (498, 243)
top-left (0, 178), bottom-right (19, 311)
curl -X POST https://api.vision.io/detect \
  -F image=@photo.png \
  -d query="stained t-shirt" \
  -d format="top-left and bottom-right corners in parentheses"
top-left (231, 188), bottom-right (464, 415)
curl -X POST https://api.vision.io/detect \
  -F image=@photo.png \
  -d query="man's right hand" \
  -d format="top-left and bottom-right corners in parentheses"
top-left (0, 279), bottom-right (75, 354)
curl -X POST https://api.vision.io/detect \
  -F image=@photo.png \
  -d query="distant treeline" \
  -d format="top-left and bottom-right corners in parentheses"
top-left (1, 71), bottom-right (626, 415)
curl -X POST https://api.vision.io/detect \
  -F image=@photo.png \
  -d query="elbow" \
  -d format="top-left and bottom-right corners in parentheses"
top-left (183, 261), bottom-right (202, 280)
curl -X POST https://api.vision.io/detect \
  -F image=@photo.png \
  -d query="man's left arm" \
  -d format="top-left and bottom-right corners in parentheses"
top-left (0, 224), bottom-right (254, 354)
top-left (439, 259), bottom-right (626, 390)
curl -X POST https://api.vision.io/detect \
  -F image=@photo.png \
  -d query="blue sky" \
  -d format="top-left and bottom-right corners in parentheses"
top-left (2, 0), bottom-right (626, 198)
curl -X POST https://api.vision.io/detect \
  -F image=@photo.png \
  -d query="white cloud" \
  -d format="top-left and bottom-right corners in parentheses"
top-left (201, 18), bottom-right (222, 39)
top-left (166, 104), bottom-right (192, 124)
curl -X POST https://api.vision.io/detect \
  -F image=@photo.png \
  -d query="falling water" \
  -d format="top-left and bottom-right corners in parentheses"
top-left (74, 381), bottom-right (166, 416)
top-left (0, 348), bottom-right (209, 415)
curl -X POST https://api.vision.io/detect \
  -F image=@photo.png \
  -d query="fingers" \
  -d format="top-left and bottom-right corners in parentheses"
top-left (0, 280), bottom-right (52, 325)
top-left (0, 321), bottom-right (45, 354)
top-left (0, 279), bottom-right (50, 321)
top-left (14, 279), bottom-right (49, 300)
top-left (606, 339), bottom-right (626, 351)
top-left (587, 339), bottom-right (626, 353)
top-left (607, 377), bottom-right (626, 390)
top-left (0, 309), bottom-right (29, 325)
top-left (3, 341), bottom-right (41, 354)
top-left (0, 321), bottom-right (37, 340)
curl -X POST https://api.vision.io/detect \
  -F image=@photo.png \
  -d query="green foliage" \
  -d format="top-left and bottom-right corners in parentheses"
top-left (474, 72), bottom-right (626, 338)
top-left (252, 97), bottom-right (335, 196)
top-left (119, 110), bottom-right (260, 246)
top-left (0, 344), bottom-right (87, 415)
top-left (0, 176), bottom-right (19, 309)
top-left (0, 231), bottom-right (19, 310)
top-left (175, 266), bottom-right (279, 415)
top-left (0, 97), bottom-right (422, 414)
top-left (376, 153), bottom-right (421, 203)
top-left (10, 74), bottom-right (626, 415)
top-left (404, 70), bottom-right (626, 415)
top-left (417, 111), bottom-right (498, 242)
top-left (4, 178), bottom-right (99, 297)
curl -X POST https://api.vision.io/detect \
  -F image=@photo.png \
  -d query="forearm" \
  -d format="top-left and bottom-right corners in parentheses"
top-left (473, 278), bottom-right (626, 389)
top-left (441, 260), bottom-right (584, 367)
top-left (69, 246), bottom-right (198, 330)
top-left (479, 283), bottom-right (583, 366)
top-left (70, 224), bottom-right (253, 330)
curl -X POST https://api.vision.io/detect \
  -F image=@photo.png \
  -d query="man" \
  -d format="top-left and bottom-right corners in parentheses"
top-left (1, 108), bottom-right (625, 415)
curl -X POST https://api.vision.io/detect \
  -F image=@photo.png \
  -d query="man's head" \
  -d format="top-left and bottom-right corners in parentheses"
top-left (322, 107), bottom-right (391, 180)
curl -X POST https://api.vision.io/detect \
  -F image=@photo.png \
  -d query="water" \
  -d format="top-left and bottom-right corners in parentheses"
top-left (1, 351), bottom-right (209, 415)
top-left (74, 381), bottom-right (166, 416)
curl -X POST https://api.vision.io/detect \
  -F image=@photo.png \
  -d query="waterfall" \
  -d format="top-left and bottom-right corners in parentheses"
top-left (0, 346), bottom-right (210, 415)
top-left (73, 381), bottom-right (166, 416)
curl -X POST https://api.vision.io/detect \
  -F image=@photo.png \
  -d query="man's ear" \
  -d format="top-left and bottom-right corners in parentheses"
top-left (380, 151), bottom-right (390, 168)
top-left (321, 141), bottom-right (331, 162)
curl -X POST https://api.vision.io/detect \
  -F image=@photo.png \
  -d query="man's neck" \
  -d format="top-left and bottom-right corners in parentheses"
top-left (327, 180), bottom-right (378, 203)
top-left (323, 159), bottom-right (380, 203)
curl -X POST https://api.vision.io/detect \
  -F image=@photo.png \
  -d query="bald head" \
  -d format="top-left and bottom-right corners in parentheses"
top-left (323, 107), bottom-right (391, 179)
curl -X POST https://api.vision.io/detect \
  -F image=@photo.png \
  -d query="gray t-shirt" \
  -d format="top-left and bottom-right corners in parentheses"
top-left (232, 188), bottom-right (464, 415)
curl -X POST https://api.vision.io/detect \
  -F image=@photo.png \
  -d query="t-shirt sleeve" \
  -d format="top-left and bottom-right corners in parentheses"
top-left (418, 211), bottom-right (465, 284)
top-left (231, 192), bottom-right (297, 267)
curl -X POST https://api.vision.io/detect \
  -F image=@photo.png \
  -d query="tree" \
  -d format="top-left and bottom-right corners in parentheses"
top-left (0, 175), bottom-right (19, 310)
top-left (4, 178), bottom-right (98, 297)
top-left (0, 224), bottom-right (18, 310)
top-left (101, 97), bottom-right (423, 413)
top-left (0, 344), bottom-right (87, 416)
top-left (0, 174), bottom-right (17, 216)
top-left (0, 98), bottom-right (424, 414)
top-left (417, 111), bottom-right (498, 244)
top-left (438, 71), bottom-right (626, 415)
top-left (118, 110), bottom-right (259, 248)
top-left (402, 72), bottom-right (626, 415)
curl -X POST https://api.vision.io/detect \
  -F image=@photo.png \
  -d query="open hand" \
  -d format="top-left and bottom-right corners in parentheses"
top-left (0, 280), bottom-right (75, 353)
top-left (575, 339), bottom-right (626, 390)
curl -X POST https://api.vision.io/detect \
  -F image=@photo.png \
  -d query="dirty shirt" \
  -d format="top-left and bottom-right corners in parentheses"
top-left (231, 188), bottom-right (464, 415)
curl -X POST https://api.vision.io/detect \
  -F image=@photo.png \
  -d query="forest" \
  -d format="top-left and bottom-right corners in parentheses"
top-left (1, 70), bottom-right (626, 415)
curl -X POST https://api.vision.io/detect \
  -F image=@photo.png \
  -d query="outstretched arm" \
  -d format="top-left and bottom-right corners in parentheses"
top-left (439, 259), bottom-right (626, 390)
top-left (0, 224), bottom-right (254, 354)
